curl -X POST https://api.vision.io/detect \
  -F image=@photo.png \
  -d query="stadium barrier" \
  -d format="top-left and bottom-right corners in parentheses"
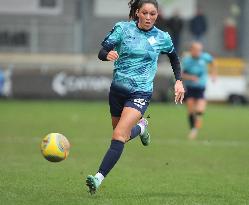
top-left (1, 53), bottom-right (247, 102)
top-left (7, 69), bottom-right (173, 101)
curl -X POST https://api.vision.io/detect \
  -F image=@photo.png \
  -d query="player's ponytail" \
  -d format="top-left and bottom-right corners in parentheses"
top-left (128, 0), bottom-right (140, 20)
top-left (128, 0), bottom-right (158, 21)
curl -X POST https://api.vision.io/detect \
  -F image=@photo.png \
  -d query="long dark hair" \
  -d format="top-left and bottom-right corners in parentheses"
top-left (128, 0), bottom-right (159, 20)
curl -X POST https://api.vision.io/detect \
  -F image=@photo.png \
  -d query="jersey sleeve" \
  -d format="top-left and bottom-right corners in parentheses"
top-left (161, 32), bottom-right (174, 54)
top-left (101, 22), bottom-right (123, 51)
top-left (203, 52), bottom-right (213, 63)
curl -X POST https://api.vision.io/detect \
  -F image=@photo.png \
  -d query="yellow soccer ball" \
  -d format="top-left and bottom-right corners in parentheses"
top-left (41, 133), bottom-right (70, 162)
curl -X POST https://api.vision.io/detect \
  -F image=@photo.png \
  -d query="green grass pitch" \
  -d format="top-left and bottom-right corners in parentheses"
top-left (0, 100), bottom-right (249, 205)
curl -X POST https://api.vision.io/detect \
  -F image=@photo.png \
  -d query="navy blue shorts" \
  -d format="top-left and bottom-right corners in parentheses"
top-left (109, 84), bottom-right (152, 117)
top-left (185, 86), bottom-right (206, 99)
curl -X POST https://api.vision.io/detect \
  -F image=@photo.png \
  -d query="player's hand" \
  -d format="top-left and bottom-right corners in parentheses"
top-left (107, 51), bottom-right (119, 61)
top-left (174, 80), bottom-right (185, 104)
top-left (191, 76), bottom-right (199, 82)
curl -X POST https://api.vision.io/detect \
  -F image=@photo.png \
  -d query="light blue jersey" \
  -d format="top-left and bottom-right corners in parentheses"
top-left (182, 52), bottom-right (213, 88)
top-left (102, 21), bottom-right (174, 93)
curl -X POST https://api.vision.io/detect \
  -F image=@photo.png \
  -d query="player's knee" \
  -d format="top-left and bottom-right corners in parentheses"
top-left (112, 129), bottom-right (127, 143)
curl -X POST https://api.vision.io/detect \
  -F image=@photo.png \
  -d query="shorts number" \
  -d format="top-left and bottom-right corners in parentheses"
top-left (134, 98), bottom-right (147, 109)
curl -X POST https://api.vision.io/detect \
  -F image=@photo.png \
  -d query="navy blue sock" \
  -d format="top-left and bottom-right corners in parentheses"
top-left (130, 125), bottom-right (141, 140)
top-left (98, 140), bottom-right (124, 177)
top-left (189, 114), bottom-right (195, 129)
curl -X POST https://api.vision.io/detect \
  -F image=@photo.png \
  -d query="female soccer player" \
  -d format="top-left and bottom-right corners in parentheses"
top-left (86, 0), bottom-right (185, 194)
top-left (182, 42), bottom-right (216, 139)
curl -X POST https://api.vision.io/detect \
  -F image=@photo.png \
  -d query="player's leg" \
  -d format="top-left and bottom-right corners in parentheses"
top-left (185, 87), bottom-right (196, 130)
top-left (109, 84), bottom-right (151, 143)
top-left (86, 107), bottom-right (142, 194)
top-left (195, 99), bottom-right (206, 129)
top-left (186, 98), bottom-right (196, 129)
top-left (111, 116), bottom-right (120, 129)
top-left (112, 107), bottom-right (143, 142)
top-left (125, 95), bottom-right (151, 146)
top-left (112, 114), bottom-right (148, 142)
top-left (109, 88), bottom-right (144, 140)
top-left (86, 116), bottom-right (120, 194)
top-left (186, 98), bottom-right (198, 139)
top-left (129, 118), bottom-right (149, 143)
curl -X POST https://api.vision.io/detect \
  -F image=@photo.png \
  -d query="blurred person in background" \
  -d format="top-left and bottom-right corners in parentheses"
top-left (0, 68), bottom-right (4, 96)
top-left (155, 9), bottom-right (168, 63)
top-left (155, 9), bottom-right (168, 32)
top-left (167, 10), bottom-right (184, 53)
top-left (189, 8), bottom-right (208, 42)
top-left (86, 0), bottom-right (185, 194)
top-left (182, 42), bottom-right (216, 140)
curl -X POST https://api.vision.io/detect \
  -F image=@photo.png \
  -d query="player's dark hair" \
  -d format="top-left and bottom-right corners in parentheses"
top-left (128, 0), bottom-right (158, 20)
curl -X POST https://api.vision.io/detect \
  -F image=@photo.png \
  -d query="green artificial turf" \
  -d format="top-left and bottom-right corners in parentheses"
top-left (0, 100), bottom-right (248, 205)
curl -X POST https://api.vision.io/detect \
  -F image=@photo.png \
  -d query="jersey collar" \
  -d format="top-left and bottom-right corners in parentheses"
top-left (135, 21), bottom-right (154, 32)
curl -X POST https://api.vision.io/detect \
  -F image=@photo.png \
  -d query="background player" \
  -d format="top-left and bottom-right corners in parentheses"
top-left (182, 42), bottom-right (217, 139)
top-left (86, 0), bottom-right (185, 194)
